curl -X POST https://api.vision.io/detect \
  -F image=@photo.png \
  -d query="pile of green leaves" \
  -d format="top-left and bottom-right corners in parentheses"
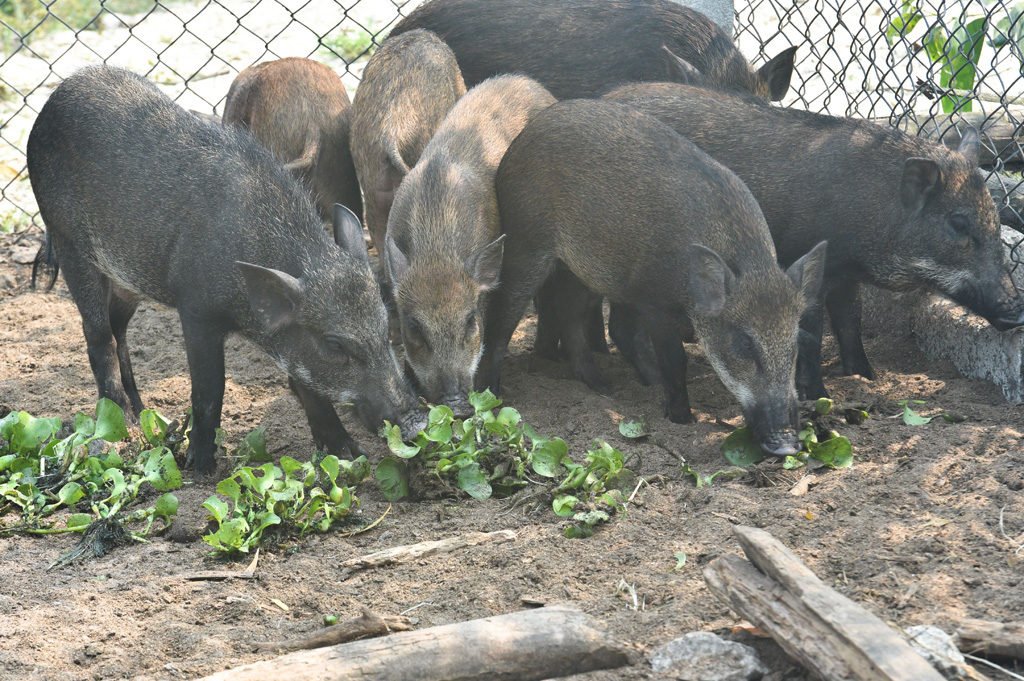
top-left (897, 399), bottom-right (964, 425)
top-left (202, 432), bottom-right (370, 555)
top-left (0, 398), bottom-right (181, 537)
top-left (379, 391), bottom-right (636, 538)
top-left (720, 398), bottom-right (857, 471)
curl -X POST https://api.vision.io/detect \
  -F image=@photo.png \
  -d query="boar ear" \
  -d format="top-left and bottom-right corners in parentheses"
top-left (758, 45), bottom-right (798, 101)
top-left (957, 127), bottom-right (981, 168)
top-left (662, 45), bottom-right (703, 86)
top-left (385, 235), bottom-right (411, 285)
top-left (236, 262), bottom-right (304, 332)
top-left (332, 203), bottom-right (370, 263)
top-left (786, 240), bottom-right (828, 313)
top-left (899, 158), bottom-right (942, 214)
top-left (688, 243), bottom-right (735, 317)
top-left (464, 234), bottom-right (506, 292)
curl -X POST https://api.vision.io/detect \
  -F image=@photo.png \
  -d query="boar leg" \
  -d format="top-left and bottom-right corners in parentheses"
top-left (108, 290), bottom-right (143, 418)
top-left (825, 281), bottom-right (874, 380)
top-left (477, 255), bottom-right (557, 394)
top-left (180, 318), bottom-right (228, 475)
top-left (608, 303), bottom-right (663, 386)
top-left (532, 273), bottom-right (562, 361)
top-left (288, 377), bottom-right (370, 459)
top-left (57, 246), bottom-right (137, 420)
top-left (795, 287), bottom-right (830, 400)
top-left (556, 274), bottom-right (610, 394)
top-left (645, 315), bottom-right (693, 424)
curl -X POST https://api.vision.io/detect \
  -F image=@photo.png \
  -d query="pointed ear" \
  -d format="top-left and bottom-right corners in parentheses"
top-left (688, 243), bottom-right (735, 317)
top-left (332, 203), bottom-right (370, 262)
top-left (464, 234), bottom-right (505, 291)
top-left (236, 262), bottom-right (304, 332)
top-left (899, 158), bottom-right (942, 214)
top-left (786, 240), bottom-right (828, 314)
top-left (957, 127), bottom-right (980, 168)
top-left (385, 235), bottom-right (411, 285)
top-left (662, 45), bottom-right (704, 86)
top-left (758, 45), bottom-right (798, 101)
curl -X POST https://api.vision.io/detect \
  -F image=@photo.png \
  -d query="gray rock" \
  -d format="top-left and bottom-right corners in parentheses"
top-left (0, 273), bottom-right (16, 289)
top-left (648, 631), bottom-right (769, 681)
top-left (9, 245), bottom-right (37, 264)
top-left (905, 625), bottom-right (968, 679)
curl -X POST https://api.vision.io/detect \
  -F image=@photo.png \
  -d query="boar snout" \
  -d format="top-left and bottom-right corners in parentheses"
top-left (397, 409), bottom-right (428, 441)
top-left (757, 430), bottom-right (800, 457)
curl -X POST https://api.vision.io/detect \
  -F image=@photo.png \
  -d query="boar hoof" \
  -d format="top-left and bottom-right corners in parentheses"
top-left (185, 447), bottom-right (218, 476)
top-left (665, 406), bottom-right (695, 425)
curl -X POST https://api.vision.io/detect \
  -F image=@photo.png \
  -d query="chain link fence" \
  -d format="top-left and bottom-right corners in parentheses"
top-left (1, 0), bottom-right (1023, 277)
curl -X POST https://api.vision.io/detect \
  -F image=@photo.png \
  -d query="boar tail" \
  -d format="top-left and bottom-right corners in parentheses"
top-left (31, 230), bottom-right (59, 291)
top-left (383, 138), bottom-right (412, 177)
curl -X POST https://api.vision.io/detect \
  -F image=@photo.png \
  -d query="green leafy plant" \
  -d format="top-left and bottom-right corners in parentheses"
top-left (0, 399), bottom-right (181, 538)
top-left (202, 452), bottom-right (370, 555)
top-left (721, 398), bottom-right (857, 470)
top-left (379, 391), bottom-right (635, 538)
top-left (896, 399), bottom-right (965, 425)
top-left (885, 1), bottom-right (989, 113)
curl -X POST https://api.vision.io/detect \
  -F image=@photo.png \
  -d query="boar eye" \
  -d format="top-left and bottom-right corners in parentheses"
top-left (324, 334), bottom-right (356, 357)
top-left (949, 213), bottom-right (971, 237)
top-left (464, 311), bottom-right (477, 335)
top-left (404, 317), bottom-right (429, 350)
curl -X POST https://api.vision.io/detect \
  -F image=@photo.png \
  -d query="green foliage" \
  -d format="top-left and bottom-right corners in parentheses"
top-left (680, 461), bottom-right (746, 488)
top-left (885, 2), bottom-right (991, 112)
top-left (896, 399), bottom-right (964, 425)
top-left (1, 0), bottom-right (168, 56)
top-left (202, 452), bottom-right (370, 555)
top-left (0, 399), bottom-right (181, 538)
top-left (378, 392), bottom-right (635, 538)
top-left (720, 399), bottom-right (859, 470)
top-left (378, 393), bottom-right (570, 501)
top-left (319, 22), bottom-right (379, 64)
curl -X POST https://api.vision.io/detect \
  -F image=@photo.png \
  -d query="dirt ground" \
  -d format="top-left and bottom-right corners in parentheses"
top-left (1, 229), bottom-right (1023, 681)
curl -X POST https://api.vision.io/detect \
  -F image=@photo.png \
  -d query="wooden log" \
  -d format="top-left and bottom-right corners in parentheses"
top-left (957, 619), bottom-right (1024, 660)
top-left (339, 529), bottom-right (516, 580)
top-left (253, 605), bottom-right (414, 653)
top-left (198, 604), bottom-right (629, 681)
top-left (986, 173), bottom-right (1024, 230)
top-left (704, 526), bottom-right (945, 681)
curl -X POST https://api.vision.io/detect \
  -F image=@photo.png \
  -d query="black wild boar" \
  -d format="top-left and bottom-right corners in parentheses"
top-left (479, 99), bottom-right (827, 457)
top-left (223, 57), bottom-right (362, 222)
top-left (601, 82), bottom-right (1024, 398)
top-left (349, 29), bottom-right (466, 256)
top-left (384, 75), bottom-right (556, 416)
top-left (28, 66), bottom-right (424, 474)
top-left (390, 0), bottom-right (797, 101)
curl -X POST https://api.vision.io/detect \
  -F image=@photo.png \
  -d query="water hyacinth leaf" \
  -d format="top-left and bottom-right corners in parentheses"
top-left (74, 412), bottom-right (96, 439)
top-left (681, 462), bottom-right (704, 488)
top-left (11, 415), bottom-right (60, 454)
top-left (216, 478), bottom-right (242, 506)
top-left (809, 436), bottom-right (853, 468)
top-left (66, 513), bottom-right (93, 530)
top-left (553, 494), bottom-right (579, 517)
top-left (202, 495), bottom-right (230, 523)
top-left (93, 398), bottom-right (129, 443)
top-left (56, 481), bottom-right (85, 507)
top-left (618, 419), bottom-right (650, 439)
top-left (337, 456), bottom-right (370, 485)
top-left (814, 398), bottom-right (833, 415)
top-left (139, 409), bottom-right (168, 446)
top-left (386, 423), bottom-right (421, 458)
top-left (457, 462), bottom-right (492, 500)
top-left (154, 493), bottom-right (179, 523)
top-left (320, 455), bottom-right (340, 486)
top-left (279, 456), bottom-right (304, 478)
top-left (531, 437), bottom-right (568, 477)
top-left (941, 413), bottom-right (966, 423)
top-left (425, 405), bottom-right (454, 443)
top-left (844, 408), bottom-right (870, 425)
top-left (240, 427), bottom-right (271, 462)
top-left (376, 457), bottom-right (409, 501)
top-left (496, 407), bottom-right (521, 428)
top-left (102, 467), bottom-right (127, 500)
top-left (143, 449), bottom-right (182, 491)
top-left (0, 410), bottom-right (21, 442)
top-left (783, 455), bottom-right (806, 470)
top-left (902, 404), bottom-right (932, 425)
top-left (251, 463), bottom-right (281, 497)
top-left (0, 455), bottom-right (15, 472)
top-left (468, 389), bottom-right (502, 412)
top-left (565, 525), bottom-right (594, 539)
top-left (206, 517), bottom-right (248, 551)
top-left (673, 552), bottom-right (687, 571)
top-left (721, 427), bottom-right (764, 466)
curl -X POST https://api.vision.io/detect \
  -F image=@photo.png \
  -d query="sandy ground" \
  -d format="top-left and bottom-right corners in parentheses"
top-left (2, 230), bottom-right (1024, 680)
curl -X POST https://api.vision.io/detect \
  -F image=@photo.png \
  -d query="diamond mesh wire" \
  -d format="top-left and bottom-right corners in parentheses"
top-left (735, 0), bottom-right (1024, 278)
top-left (1, 0), bottom-right (1022, 280)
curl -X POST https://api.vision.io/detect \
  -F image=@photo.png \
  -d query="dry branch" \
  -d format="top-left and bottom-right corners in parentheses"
top-left (704, 526), bottom-right (945, 681)
top-left (957, 619), bottom-right (1024, 660)
top-left (253, 605), bottom-right (414, 653)
top-left (199, 604), bottom-right (629, 681)
top-left (339, 529), bottom-right (516, 580)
